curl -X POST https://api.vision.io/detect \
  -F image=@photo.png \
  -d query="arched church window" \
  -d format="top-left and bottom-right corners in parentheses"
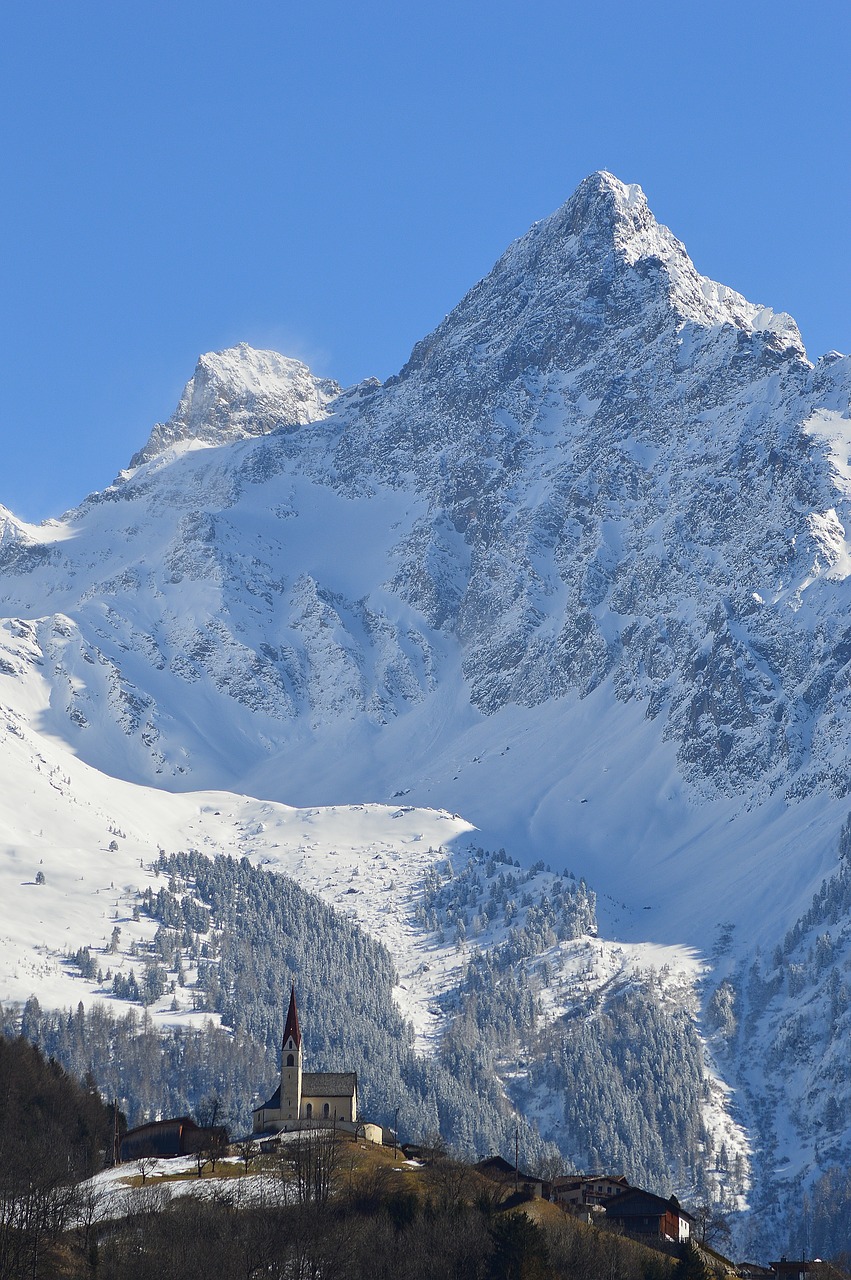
top-left (286, 1054), bottom-right (294, 1066)
top-left (323, 1103), bottom-right (330, 1118)
top-left (306, 1103), bottom-right (312, 1118)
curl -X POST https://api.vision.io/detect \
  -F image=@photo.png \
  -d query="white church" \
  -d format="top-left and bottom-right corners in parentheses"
top-left (253, 985), bottom-right (382, 1143)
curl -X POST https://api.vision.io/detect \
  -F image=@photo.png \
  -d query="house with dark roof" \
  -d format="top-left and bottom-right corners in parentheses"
top-left (252, 985), bottom-right (361, 1135)
top-left (603, 1187), bottom-right (693, 1242)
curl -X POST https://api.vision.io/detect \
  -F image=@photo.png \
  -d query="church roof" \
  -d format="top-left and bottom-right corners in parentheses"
top-left (252, 1072), bottom-right (357, 1114)
top-left (302, 1072), bottom-right (357, 1098)
top-left (255, 1085), bottom-right (280, 1112)
top-left (283, 983), bottom-right (301, 1049)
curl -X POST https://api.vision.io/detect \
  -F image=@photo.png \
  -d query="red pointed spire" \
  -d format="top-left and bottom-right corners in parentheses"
top-left (283, 982), bottom-right (301, 1049)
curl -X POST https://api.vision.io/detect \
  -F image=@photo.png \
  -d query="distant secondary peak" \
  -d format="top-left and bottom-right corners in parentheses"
top-left (128, 343), bottom-right (342, 469)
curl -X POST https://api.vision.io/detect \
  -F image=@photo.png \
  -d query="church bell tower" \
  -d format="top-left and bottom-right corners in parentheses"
top-left (280, 983), bottom-right (303, 1123)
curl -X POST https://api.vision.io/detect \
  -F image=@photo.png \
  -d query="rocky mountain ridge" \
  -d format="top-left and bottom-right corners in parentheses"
top-left (2, 175), bottom-right (850, 812)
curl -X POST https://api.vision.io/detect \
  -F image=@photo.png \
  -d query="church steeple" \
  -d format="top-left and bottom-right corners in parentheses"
top-left (282, 982), bottom-right (301, 1050)
top-left (280, 983), bottom-right (303, 1123)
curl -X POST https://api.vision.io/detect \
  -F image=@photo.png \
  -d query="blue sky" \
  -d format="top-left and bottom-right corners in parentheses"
top-left (1, 1), bottom-right (849, 520)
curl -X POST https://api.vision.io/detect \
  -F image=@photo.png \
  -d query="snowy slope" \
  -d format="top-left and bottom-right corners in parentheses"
top-left (0, 655), bottom-right (741, 1203)
top-left (0, 641), bottom-right (474, 1041)
top-left (1, 171), bottom-right (851, 1242)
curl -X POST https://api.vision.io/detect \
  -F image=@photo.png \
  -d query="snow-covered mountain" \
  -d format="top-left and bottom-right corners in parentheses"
top-left (127, 345), bottom-right (341, 468)
top-left (2, 171), bottom-right (851, 1251)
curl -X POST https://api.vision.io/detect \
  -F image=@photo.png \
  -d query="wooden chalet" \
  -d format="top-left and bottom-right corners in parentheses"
top-left (551, 1173), bottom-right (630, 1208)
top-left (603, 1188), bottom-right (693, 1243)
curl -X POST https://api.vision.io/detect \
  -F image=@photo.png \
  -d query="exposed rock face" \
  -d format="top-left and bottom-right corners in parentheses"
top-left (0, 171), bottom-right (849, 807)
top-left (332, 173), bottom-right (848, 798)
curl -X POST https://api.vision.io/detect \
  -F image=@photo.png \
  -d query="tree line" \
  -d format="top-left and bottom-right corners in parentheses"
top-left (0, 1034), bottom-right (119, 1280)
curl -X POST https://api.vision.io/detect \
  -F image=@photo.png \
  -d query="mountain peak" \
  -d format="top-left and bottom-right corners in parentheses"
top-left (564, 169), bottom-right (649, 223)
top-left (395, 172), bottom-right (805, 394)
top-left (128, 343), bottom-right (341, 469)
top-left (548, 171), bottom-right (805, 352)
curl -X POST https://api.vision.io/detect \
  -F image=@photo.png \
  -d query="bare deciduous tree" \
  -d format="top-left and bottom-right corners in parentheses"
top-left (291, 1126), bottom-right (340, 1206)
top-left (235, 1134), bottom-right (258, 1175)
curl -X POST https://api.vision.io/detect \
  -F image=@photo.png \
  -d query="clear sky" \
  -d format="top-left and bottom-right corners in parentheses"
top-left (1, 1), bottom-right (849, 521)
